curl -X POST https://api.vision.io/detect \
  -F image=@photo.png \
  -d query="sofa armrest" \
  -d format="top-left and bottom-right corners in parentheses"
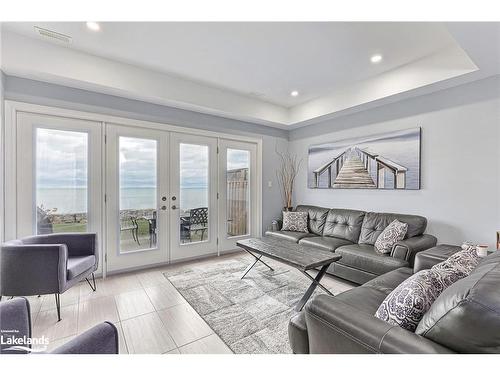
top-left (1, 244), bottom-right (68, 296)
top-left (271, 219), bottom-right (282, 231)
top-left (304, 294), bottom-right (454, 354)
top-left (0, 297), bottom-right (32, 354)
top-left (50, 321), bottom-right (118, 354)
top-left (413, 244), bottom-right (462, 273)
top-left (390, 234), bottom-right (437, 264)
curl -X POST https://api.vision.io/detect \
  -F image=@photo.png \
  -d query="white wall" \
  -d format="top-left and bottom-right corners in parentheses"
top-left (0, 71), bottom-right (4, 242)
top-left (289, 76), bottom-right (500, 248)
top-left (4, 74), bottom-right (500, 247)
top-left (3, 75), bottom-right (289, 234)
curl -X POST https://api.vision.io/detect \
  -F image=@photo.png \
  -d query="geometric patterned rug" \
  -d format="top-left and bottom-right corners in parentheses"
top-left (163, 255), bottom-right (328, 353)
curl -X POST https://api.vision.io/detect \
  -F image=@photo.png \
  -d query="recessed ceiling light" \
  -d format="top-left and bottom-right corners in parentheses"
top-left (86, 22), bottom-right (100, 31)
top-left (370, 54), bottom-right (383, 64)
top-left (290, 90), bottom-right (299, 97)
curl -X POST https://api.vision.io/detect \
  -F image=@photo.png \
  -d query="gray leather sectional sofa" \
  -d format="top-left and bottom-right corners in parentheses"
top-left (266, 205), bottom-right (437, 284)
top-left (289, 245), bottom-right (500, 353)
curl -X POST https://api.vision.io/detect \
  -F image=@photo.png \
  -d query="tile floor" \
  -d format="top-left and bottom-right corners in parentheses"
top-left (21, 251), bottom-right (354, 354)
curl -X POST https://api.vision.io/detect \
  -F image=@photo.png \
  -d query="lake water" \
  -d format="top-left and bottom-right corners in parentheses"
top-left (37, 187), bottom-right (208, 214)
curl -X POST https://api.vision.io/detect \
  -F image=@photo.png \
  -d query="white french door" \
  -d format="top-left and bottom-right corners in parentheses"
top-left (8, 103), bottom-right (261, 275)
top-left (105, 124), bottom-right (169, 272)
top-left (218, 140), bottom-right (258, 251)
top-left (15, 112), bottom-right (103, 270)
top-left (169, 133), bottom-right (218, 261)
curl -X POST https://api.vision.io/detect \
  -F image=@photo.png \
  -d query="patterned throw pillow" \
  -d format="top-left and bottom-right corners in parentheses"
top-left (375, 268), bottom-right (465, 331)
top-left (432, 243), bottom-right (480, 276)
top-left (281, 211), bottom-right (309, 233)
top-left (374, 219), bottom-right (408, 254)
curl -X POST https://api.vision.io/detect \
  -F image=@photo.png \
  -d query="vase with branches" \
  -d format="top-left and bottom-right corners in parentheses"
top-left (275, 146), bottom-right (302, 211)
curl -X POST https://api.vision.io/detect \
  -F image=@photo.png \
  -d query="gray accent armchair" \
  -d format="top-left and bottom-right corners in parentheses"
top-left (1, 233), bottom-right (99, 320)
top-left (0, 297), bottom-right (118, 354)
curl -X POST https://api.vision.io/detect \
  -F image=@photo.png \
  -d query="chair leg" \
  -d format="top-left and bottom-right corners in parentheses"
top-left (55, 293), bottom-right (61, 321)
top-left (85, 272), bottom-right (97, 292)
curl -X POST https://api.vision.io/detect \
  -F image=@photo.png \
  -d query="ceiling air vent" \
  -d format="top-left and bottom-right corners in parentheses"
top-left (34, 26), bottom-right (72, 44)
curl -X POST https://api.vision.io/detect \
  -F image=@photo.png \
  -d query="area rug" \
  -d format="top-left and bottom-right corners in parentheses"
top-left (163, 255), bottom-right (329, 354)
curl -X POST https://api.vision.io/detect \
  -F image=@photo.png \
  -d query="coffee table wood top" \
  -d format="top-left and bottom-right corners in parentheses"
top-left (236, 237), bottom-right (341, 271)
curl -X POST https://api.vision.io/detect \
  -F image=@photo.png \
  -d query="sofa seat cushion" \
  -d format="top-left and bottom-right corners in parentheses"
top-left (335, 268), bottom-right (413, 314)
top-left (336, 244), bottom-right (409, 276)
top-left (67, 255), bottom-right (96, 280)
top-left (299, 236), bottom-right (353, 252)
top-left (265, 230), bottom-right (315, 243)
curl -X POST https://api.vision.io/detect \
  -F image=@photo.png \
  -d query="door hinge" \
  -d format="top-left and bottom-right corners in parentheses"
top-left (104, 194), bottom-right (107, 203)
top-left (217, 192), bottom-right (219, 199)
top-left (105, 253), bottom-right (107, 262)
top-left (216, 237), bottom-right (219, 245)
top-left (217, 146), bottom-right (219, 154)
top-left (104, 135), bottom-right (107, 144)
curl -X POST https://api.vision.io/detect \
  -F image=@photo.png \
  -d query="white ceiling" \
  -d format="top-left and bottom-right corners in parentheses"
top-left (1, 22), bottom-right (498, 127)
top-left (2, 22), bottom-right (459, 107)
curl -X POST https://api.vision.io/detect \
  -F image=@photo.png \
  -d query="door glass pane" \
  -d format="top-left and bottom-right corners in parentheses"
top-left (119, 137), bottom-right (157, 252)
top-left (179, 143), bottom-right (209, 244)
top-left (36, 128), bottom-right (88, 234)
top-left (226, 149), bottom-right (250, 237)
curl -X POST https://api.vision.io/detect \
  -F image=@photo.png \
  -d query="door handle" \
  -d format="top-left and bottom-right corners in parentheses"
top-left (161, 205), bottom-right (167, 210)
top-left (171, 205), bottom-right (177, 210)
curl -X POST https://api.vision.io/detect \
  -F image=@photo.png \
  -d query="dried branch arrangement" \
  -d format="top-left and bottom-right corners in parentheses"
top-left (275, 146), bottom-right (302, 210)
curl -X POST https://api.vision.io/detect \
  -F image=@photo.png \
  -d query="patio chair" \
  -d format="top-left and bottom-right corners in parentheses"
top-left (120, 216), bottom-right (140, 245)
top-left (1, 233), bottom-right (99, 321)
top-left (145, 211), bottom-right (157, 247)
top-left (180, 207), bottom-right (209, 242)
top-left (0, 297), bottom-right (118, 354)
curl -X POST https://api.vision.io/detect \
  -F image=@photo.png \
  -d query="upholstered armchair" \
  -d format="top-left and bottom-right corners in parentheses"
top-left (0, 297), bottom-right (118, 354)
top-left (1, 233), bottom-right (99, 320)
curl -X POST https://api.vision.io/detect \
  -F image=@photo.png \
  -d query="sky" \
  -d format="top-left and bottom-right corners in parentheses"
top-left (36, 128), bottom-right (88, 189)
top-left (37, 130), bottom-right (250, 189)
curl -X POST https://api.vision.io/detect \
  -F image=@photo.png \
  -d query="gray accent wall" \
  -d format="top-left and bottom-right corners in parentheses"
top-left (289, 75), bottom-right (500, 247)
top-left (3, 75), bottom-right (288, 234)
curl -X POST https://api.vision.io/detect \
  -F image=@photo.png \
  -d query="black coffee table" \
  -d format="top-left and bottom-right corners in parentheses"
top-left (236, 237), bottom-right (342, 311)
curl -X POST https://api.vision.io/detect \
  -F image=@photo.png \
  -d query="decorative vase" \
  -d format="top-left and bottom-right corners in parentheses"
top-left (283, 206), bottom-right (293, 212)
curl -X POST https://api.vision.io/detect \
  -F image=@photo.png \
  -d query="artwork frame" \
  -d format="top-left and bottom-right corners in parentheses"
top-left (308, 128), bottom-right (421, 190)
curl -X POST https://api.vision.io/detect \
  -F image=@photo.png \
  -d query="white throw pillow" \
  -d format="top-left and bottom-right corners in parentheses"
top-left (374, 219), bottom-right (408, 254)
top-left (281, 211), bottom-right (309, 233)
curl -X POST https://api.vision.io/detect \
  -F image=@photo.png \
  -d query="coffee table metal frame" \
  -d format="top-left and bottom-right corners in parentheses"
top-left (237, 238), bottom-right (340, 312)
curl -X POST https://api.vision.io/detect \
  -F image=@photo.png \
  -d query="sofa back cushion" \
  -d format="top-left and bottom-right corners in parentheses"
top-left (415, 252), bottom-right (500, 353)
top-left (359, 212), bottom-right (427, 245)
top-left (295, 205), bottom-right (329, 236)
top-left (322, 209), bottom-right (366, 243)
